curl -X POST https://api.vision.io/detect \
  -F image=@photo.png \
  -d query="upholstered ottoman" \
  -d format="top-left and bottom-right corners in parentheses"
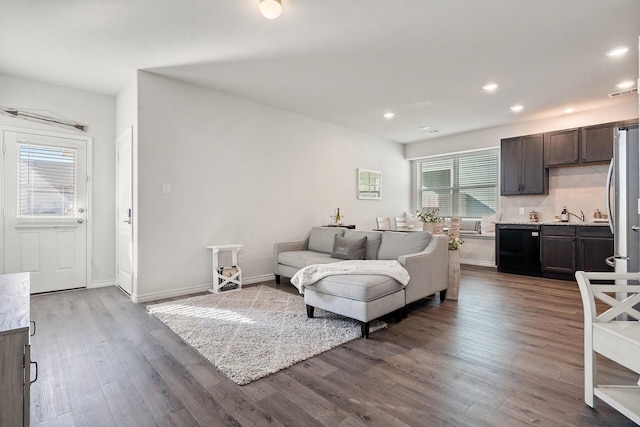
top-left (303, 273), bottom-right (405, 338)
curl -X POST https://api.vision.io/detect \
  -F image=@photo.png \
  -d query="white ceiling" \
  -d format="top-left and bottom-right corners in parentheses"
top-left (1, 0), bottom-right (639, 143)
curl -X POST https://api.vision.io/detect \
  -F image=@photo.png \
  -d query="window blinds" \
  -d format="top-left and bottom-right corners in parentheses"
top-left (417, 149), bottom-right (498, 218)
top-left (18, 144), bottom-right (77, 217)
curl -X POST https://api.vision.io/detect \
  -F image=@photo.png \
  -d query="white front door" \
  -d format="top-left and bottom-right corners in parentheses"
top-left (116, 128), bottom-right (133, 295)
top-left (2, 128), bottom-right (91, 293)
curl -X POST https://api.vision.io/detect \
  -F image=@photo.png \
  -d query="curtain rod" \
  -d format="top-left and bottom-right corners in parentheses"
top-left (0, 107), bottom-right (87, 132)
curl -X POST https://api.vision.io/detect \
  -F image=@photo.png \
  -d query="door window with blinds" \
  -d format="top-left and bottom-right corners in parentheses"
top-left (416, 148), bottom-right (498, 218)
top-left (17, 143), bottom-right (77, 218)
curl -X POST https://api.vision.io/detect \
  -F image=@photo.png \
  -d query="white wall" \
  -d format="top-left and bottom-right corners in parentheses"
top-left (0, 73), bottom-right (116, 286)
top-left (134, 72), bottom-right (410, 301)
top-left (115, 75), bottom-right (139, 295)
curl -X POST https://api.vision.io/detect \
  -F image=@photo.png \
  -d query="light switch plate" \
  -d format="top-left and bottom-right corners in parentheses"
top-left (162, 183), bottom-right (171, 194)
top-left (519, 207), bottom-right (525, 214)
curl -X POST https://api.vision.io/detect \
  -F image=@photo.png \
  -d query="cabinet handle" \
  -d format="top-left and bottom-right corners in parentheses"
top-left (30, 360), bottom-right (38, 384)
top-left (30, 320), bottom-right (36, 337)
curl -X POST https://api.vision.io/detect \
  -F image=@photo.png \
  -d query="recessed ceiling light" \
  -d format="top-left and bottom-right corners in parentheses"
top-left (510, 105), bottom-right (524, 112)
top-left (383, 112), bottom-right (395, 119)
top-left (606, 46), bottom-right (629, 57)
top-left (482, 83), bottom-right (498, 91)
top-left (563, 107), bottom-right (576, 114)
top-left (616, 80), bottom-right (635, 89)
top-left (418, 126), bottom-right (430, 132)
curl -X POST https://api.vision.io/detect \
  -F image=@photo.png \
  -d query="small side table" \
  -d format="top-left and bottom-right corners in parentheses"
top-left (206, 244), bottom-right (243, 293)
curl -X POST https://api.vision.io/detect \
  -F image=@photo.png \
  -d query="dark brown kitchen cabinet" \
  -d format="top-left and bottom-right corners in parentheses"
top-left (0, 273), bottom-right (33, 427)
top-left (541, 226), bottom-right (576, 277)
top-left (580, 122), bottom-right (617, 164)
top-left (545, 128), bottom-right (580, 166)
top-left (578, 227), bottom-right (614, 272)
top-left (500, 133), bottom-right (548, 195)
top-left (541, 225), bottom-right (613, 280)
top-left (545, 122), bottom-right (618, 167)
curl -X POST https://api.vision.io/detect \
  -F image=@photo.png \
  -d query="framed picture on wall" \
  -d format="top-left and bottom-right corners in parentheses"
top-left (358, 169), bottom-right (381, 200)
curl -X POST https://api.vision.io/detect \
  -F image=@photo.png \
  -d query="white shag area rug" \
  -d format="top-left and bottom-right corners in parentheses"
top-left (147, 285), bottom-right (386, 385)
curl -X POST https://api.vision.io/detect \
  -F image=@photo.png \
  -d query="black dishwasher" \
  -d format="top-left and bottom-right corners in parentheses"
top-left (496, 224), bottom-right (542, 276)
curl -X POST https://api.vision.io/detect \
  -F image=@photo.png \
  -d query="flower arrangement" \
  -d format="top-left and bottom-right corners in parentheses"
top-left (448, 236), bottom-right (464, 250)
top-left (416, 208), bottom-right (441, 223)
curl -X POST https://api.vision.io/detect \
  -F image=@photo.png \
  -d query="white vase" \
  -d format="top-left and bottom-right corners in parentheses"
top-left (423, 222), bottom-right (435, 232)
top-left (447, 249), bottom-right (460, 300)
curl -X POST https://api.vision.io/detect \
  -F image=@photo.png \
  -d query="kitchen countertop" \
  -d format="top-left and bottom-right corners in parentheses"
top-left (497, 221), bottom-right (610, 226)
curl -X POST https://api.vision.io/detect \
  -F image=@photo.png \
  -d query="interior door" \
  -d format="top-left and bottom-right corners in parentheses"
top-left (2, 128), bottom-right (89, 293)
top-left (116, 128), bottom-right (133, 295)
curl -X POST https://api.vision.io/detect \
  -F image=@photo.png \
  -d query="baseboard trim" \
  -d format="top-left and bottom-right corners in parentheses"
top-left (132, 283), bottom-right (212, 303)
top-left (244, 273), bottom-right (276, 285)
top-left (88, 280), bottom-right (115, 289)
top-left (460, 259), bottom-right (496, 268)
top-left (132, 274), bottom-right (278, 303)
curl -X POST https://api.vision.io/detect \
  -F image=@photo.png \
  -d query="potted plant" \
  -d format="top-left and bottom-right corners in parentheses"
top-left (416, 208), bottom-right (442, 232)
top-left (448, 235), bottom-right (464, 251)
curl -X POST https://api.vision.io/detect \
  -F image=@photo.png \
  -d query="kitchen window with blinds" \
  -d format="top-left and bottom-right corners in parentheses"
top-left (18, 143), bottom-right (77, 217)
top-left (416, 148), bottom-right (498, 218)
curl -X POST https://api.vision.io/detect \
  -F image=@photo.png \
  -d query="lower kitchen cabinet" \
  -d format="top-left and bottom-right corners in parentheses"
top-left (578, 227), bottom-right (615, 272)
top-left (541, 225), bottom-right (613, 280)
top-left (541, 226), bottom-right (576, 278)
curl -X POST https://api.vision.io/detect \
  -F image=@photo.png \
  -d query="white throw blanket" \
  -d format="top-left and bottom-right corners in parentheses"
top-left (291, 260), bottom-right (410, 293)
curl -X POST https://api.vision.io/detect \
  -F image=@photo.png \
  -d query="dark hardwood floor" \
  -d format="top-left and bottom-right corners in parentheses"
top-left (29, 266), bottom-right (638, 426)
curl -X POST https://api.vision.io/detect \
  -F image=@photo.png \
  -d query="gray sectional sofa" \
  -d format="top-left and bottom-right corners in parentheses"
top-left (273, 227), bottom-right (449, 337)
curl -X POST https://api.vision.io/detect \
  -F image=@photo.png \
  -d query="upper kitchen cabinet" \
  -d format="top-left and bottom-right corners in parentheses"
top-left (580, 122), bottom-right (617, 164)
top-left (501, 134), bottom-right (548, 195)
top-left (545, 128), bottom-right (580, 166)
top-left (545, 122), bottom-right (618, 167)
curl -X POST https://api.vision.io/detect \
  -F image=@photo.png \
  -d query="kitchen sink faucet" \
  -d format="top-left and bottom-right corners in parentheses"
top-left (569, 210), bottom-right (585, 222)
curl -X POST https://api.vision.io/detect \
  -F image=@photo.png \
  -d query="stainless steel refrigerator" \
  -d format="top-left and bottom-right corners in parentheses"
top-left (607, 124), bottom-right (640, 273)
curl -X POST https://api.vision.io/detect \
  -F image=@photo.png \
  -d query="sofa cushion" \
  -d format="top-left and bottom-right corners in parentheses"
top-left (331, 235), bottom-right (367, 260)
top-left (278, 251), bottom-right (333, 269)
top-left (306, 257), bottom-right (341, 266)
top-left (304, 274), bottom-right (404, 302)
top-left (377, 231), bottom-right (432, 260)
top-left (344, 230), bottom-right (382, 260)
top-left (308, 227), bottom-right (346, 253)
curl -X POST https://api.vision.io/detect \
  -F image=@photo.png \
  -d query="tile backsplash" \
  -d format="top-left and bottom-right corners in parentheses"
top-left (500, 164), bottom-right (609, 222)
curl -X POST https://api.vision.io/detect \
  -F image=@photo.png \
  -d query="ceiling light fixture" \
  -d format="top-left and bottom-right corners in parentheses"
top-left (563, 107), bottom-right (576, 114)
top-left (606, 46), bottom-right (629, 57)
top-left (259, 0), bottom-right (282, 19)
top-left (482, 83), bottom-right (498, 91)
top-left (616, 80), bottom-right (635, 89)
top-left (510, 105), bottom-right (524, 112)
top-left (383, 112), bottom-right (395, 120)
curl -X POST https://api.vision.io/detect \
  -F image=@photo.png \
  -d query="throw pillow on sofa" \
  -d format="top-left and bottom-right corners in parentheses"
top-left (343, 230), bottom-right (382, 260)
top-left (331, 235), bottom-right (367, 260)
